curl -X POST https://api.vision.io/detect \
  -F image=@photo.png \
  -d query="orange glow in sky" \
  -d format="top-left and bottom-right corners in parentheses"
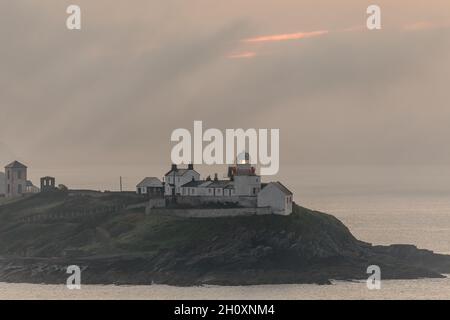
top-left (243, 30), bottom-right (329, 43)
top-left (228, 51), bottom-right (257, 59)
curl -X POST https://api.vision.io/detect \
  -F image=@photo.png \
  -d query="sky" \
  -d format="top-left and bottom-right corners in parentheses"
top-left (1, 1), bottom-right (450, 190)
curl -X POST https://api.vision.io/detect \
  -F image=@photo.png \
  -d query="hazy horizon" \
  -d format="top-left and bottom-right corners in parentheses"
top-left (2, 1), bottom-right (450, 190)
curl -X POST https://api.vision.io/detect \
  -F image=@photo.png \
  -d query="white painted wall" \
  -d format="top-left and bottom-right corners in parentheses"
top-left (181, 186), bottom-right (214, 196)
top-left (181, 186), bottom-right (239, 197)
top-left (257, 183), bottom-right (292, 215)
top-left (164, 170), bottom-right (200, 196)
top-left (5, 168), bottom-right (27, 198)
top-left (233, 175), bottom-right (260, 196)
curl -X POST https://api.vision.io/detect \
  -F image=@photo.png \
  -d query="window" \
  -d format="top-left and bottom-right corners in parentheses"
top-left (18, 171), bottom-right (22, 179)
top-left (7, 184), bottom-right (10, 193)
top-left (18, 184), bottom-right (22, 194)
top-left (7, 171), bottom-right (10, 179)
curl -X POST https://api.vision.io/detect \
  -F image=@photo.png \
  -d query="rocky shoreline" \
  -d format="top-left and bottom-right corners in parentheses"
top-left (0, 193), bottom-right (449, 286)
top-left (1, 242), bottom-right (449, 287)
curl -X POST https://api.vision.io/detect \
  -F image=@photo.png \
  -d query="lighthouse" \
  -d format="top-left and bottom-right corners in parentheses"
top-left (228, 152), bottom-right (260, 196)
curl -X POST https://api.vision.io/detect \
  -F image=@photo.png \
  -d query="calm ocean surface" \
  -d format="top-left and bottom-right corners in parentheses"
top-left (1, 165), bottom-right (450, 299)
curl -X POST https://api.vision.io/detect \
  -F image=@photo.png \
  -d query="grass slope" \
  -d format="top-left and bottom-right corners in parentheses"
top-left (1, 191), bottom-right (449, 285)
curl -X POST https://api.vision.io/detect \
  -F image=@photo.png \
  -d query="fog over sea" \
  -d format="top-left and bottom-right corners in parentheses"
top-left (2, 165), bottom-right (450, 299)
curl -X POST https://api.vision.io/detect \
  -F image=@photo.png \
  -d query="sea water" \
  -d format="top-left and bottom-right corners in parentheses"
top-left (1, 165), bottom-right (450, 299)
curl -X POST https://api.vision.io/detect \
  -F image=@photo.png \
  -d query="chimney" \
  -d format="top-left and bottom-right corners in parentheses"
top-left (188, 163), bottom-right (194, 170)
top-left (214, 173), bottom-right (218, 181)
top-left (206, 175), bottom-right (211, 181)
top-left (171, 164), bottom-right (177, 171)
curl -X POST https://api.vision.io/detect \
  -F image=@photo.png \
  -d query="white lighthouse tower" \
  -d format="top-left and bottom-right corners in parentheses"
top-left (229, 152), bottom-right (261, 196)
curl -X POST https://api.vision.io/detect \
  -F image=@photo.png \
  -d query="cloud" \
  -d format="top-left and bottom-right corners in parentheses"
top-left (1, 1), bottom-right (450, 189)
top-left (227, 51), bottom-right (257, 59)
top-left (403, 21), bottom-right (450, 31)
top-left (243, 30), bottom-right (329, 43)
top-left (180, 27), bottom-right (450, 166)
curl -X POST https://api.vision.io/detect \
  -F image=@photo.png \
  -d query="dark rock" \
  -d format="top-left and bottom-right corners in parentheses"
top-left (1, 196), bottom-right (450, 286)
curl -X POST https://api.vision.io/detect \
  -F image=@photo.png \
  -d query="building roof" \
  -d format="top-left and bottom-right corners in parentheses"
top-left (273, 181), bottom-right (293, 195)
top-left (137, 177), bottom-right (163, 188)
top-left (224, 182), bottom-right (235, 189)
top-left (181, 179), bottom-right (234, 189)
top-left (261, 181), bottom-right (293, 195)
top-left (164, 168), bottom-right (199, 177)
top-left (5, 161), bottom-right (27, 169)
top-left (181, 180), bottom-right (208, 188)
top-left (208, 180), bottom-right (232, 188)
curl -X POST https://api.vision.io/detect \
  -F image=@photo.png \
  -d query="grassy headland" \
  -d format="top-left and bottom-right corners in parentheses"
top-left (0, 191), bottom-right (449, 286)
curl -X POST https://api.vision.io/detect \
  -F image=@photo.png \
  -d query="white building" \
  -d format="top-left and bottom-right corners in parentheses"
top-left (164, 164), bottom-right (200, 196)
top-left (177, 152), bottom-right (261, 199)
top-left (180, 180), bottom-right (211, 196)
top-left (230, 157), bottom-right (261, 196)
top-left (4, 161), bottom-right (28, 198)
top-left (180, 178), bottom-right (236, 197)
top-left (208, 179), bottom-right (235, 197)
top-left (136, 177), bottom-right (163, 196)
top-left (157, 154), bottom-right (294, 215)
top-left (257, 182), bottom-right (293, 215)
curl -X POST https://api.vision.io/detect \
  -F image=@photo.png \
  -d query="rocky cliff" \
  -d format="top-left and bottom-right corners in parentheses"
top-left (0, 192), bottom-right (449, 285)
